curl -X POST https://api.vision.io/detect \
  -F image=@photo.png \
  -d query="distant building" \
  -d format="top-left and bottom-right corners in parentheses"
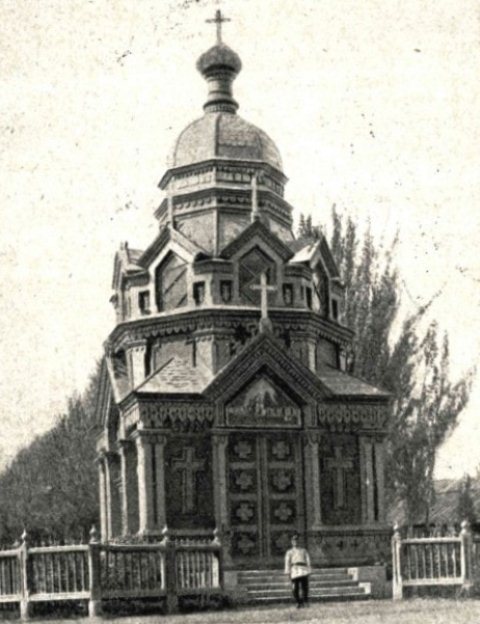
top-left (96, 14), bottom-right (391, 571)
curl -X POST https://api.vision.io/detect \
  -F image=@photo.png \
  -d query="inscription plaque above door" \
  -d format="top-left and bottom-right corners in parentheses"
top-left (225, 376), bottom-right (301, 428)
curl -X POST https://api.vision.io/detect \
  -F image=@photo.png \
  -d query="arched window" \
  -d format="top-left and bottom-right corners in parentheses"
top-left (155, 252), bottom-right (188, 311)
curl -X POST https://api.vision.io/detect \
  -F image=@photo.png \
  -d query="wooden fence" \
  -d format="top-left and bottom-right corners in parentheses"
top-left (392, 520), bottom-right (476, 599)
top-left (0, 527), bottom-right (222, 618)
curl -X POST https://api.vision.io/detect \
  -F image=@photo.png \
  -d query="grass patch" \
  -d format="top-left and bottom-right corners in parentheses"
top-left (125, 599), bottom-right (480, 624)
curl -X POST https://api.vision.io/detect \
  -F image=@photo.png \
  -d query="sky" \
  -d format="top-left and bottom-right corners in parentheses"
top-left (0, 0), bottom-right (479, 478)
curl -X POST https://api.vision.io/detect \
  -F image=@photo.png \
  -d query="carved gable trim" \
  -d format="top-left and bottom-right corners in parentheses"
top-left (204, 332), bottom-right (330, 404)
top-left (220, 219), bottom-right (293, 261)
top-left (139, 226), bottom-right (208, 269)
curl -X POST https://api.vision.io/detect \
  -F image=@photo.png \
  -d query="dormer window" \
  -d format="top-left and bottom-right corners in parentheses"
top-left (138, 290), bottom-right (150, 315)
top-left (332, 298), bottom-right (339, 321)
top-left (193, 282), bottom-right (205, 306)
top-left (283, 284), bottom-right (294, 306)
top-left (220, 280), bottom-right (232, 303)
top-left (155, 252), bottom-right (188, 312)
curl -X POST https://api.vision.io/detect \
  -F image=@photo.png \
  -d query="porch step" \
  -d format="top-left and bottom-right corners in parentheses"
top-left (236, 568), bottom-right (371, 604)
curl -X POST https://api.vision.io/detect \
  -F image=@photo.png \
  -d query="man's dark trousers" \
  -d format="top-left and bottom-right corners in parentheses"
top-left (292, 575), bottom-right (309, 606)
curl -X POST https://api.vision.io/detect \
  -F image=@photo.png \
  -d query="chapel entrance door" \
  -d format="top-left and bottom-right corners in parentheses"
top-left (227, 432), bottom-right (305, 567)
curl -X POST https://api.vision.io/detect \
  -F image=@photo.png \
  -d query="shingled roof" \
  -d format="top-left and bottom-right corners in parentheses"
top-left (317, 364), bottom-right (390, 399)
top-left (135, 356), bottom-right (214, 395)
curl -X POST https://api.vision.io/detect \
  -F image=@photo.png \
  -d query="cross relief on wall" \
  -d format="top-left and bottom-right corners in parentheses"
top-left (325, 446), bottom-right (354, 509)
top-left (172, 447), bottom-right (205, 513)
top-left (271, 440), bottom-right (290, 460)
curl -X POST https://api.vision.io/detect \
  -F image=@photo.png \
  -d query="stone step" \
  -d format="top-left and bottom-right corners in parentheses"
top-left (236, 568), bottom-right (371, 605)
top-left (245, 579), bottom-right (359, 591)
top-left (239, 572), bottom-right (352, 579)
top-left (247, 585), bottom-right (366, 598)
top-left (248, 591), bottom-right (370, 604)
top-left (238, 572), bottom-right (352, 583)
top-left (238, 567), bottom-right (349, 577)
top-left (239, 574), bottom-right (353, 585)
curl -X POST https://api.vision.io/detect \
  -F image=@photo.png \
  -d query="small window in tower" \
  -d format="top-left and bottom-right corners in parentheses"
top-left (332, 299), bottom-right (339, 321)
top-left (193, 282), bottom-right (205, 306)
top-left (283, 284), bottom-right (294, 306)
top-left (220, 280), bottom-right (232, 303)
top-left (138, 290), bottom-right (150, 315)
top-left (305, 287), bottom-right (313, 309)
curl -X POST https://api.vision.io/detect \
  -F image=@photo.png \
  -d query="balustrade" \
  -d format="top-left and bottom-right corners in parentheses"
top-left (0, 526), bottom-right (222, 618)
top-left (392, 520), bottom-right (474, 599)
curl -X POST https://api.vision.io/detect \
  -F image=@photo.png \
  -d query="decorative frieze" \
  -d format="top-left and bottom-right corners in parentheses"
top-left (317, 403), bottom-right (389, 431)
top-left (108, 307), bottom-right (352, 352)
top-left (138, 402), bottom-right (215, 430)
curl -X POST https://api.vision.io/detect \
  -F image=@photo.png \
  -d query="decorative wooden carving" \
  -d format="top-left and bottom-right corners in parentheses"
top-left (317, 403), bottom-right (389, 431)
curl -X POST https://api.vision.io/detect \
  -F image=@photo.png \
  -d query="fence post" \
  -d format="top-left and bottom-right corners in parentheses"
top-left (212, 527), bottom-right (223, 589)
top-left (392, 522), bottom-right (403, 600)
top-left (162, 526), bottom-right (178, 614)
top-left (19, 529), bottom-right (31, 620)
top-left (88, 525), bottom-right (102, 617)
top-left (460, 519), bottom-right (473, 594)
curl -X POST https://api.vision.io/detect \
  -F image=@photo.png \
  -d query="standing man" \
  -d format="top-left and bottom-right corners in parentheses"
top-left (284, 534), bottom-right (311, 608)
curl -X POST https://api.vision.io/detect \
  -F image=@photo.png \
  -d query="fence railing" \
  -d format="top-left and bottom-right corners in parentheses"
top-left (392, 520), bottom-right (474, 599)
top-left (0, 527), bottom-right (222, 618)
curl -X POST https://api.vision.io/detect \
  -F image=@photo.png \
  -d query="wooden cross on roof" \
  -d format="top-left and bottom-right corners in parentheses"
top-left (251, 271), bottom-right (277, 333)
top-left (206, 9), bottom-right (231, 44)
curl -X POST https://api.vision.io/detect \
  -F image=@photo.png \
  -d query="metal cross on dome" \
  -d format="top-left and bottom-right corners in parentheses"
top-left (206, 9), bottom-right (231, 44)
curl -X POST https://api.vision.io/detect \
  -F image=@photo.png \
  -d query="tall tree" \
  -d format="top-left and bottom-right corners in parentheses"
top-left (0, 364), bottom-right (102, 544)
top-left (456, 475), bottom-right (476, 525)
top-left (324, 206), bottom-right (473, 522)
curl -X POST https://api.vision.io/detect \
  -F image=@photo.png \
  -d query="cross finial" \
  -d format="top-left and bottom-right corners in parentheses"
top-left (206, 9), bottom-right (230, 44)
top-left (251, 271), bottom-right (277, 333)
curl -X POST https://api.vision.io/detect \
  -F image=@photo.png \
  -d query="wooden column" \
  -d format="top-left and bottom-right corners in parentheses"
top-left (135, 432), bottom-right (154, 534)
top-left (304, 432), bottom-right (322, 530)
top-left (97, 456), bottom-right (108, 542)
top-left (212, 433), bottom-right (229, 529)
top-left (152, 435), bottom-right (168, 531)
top-left (374, 438), bottom-right (386, 522)
top-left (104, 451), bottom-right (122, 539)
top-left (118, 440), bottom-right (138, 535)
top-left (212, 432), bottom-right (231, 565)
top-left (359, 436), bottom-right (375, 524)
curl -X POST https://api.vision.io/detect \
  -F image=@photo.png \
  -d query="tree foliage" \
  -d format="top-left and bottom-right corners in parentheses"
top-left (299, 209), bottom-right (474, 523)
top-left (456, 475), bottom-right (476, 525)
top-left (0, 362), bottom-right (102, 544)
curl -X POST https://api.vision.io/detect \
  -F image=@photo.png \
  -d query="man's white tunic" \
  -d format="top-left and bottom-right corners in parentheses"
top-left (284, 546), bottom-right (311, 579)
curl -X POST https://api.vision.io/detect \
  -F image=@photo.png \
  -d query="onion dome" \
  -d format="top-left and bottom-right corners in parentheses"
top-left (196, 43), bottom-right (242, 114)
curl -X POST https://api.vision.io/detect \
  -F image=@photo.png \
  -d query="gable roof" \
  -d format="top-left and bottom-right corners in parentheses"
top-left (288, 233), bottom-right (340, 279)
top-left (317, 364), bottom-right (390, 399)
top-left (204, 331), bottom-right (332, 404)
top-left (135, 355), bottom-right (214, 395)
top-left (139, 225), bottom-right (209, 268)
top-left (220, 219), bottom-right (294, 262)
top-left (112, 243), bottom-right (147, 288)
top-left (388, 478), bottom-right (480, 527)
top-left (95, 358), bottom-right (112, 426)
